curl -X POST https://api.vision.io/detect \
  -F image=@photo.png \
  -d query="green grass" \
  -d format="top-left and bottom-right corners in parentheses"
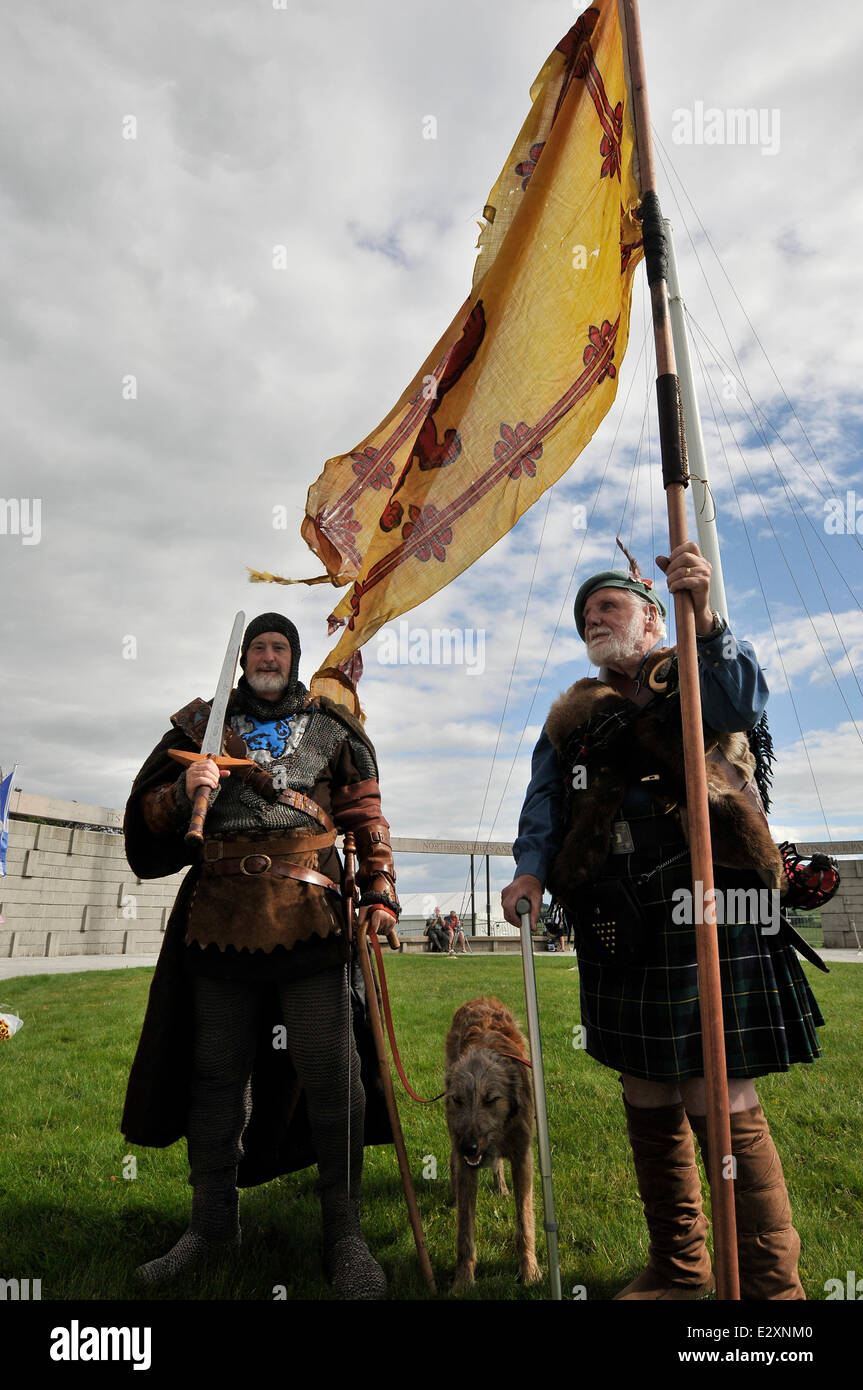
top-left (0, 956), bottom-right (859, 1301)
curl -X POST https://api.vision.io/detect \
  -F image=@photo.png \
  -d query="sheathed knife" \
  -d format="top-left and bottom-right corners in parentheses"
top-left (167, 611), bottom-right (254, 845)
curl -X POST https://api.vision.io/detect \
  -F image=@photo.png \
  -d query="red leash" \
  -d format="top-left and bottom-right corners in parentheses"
top-left (367, 932), bottom-right (531, 1103)
top-left (369, 930), bottom-right (444, 1102)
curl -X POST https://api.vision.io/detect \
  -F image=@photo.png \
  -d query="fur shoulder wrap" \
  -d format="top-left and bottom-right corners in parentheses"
top-left (544, 648), bottom-right (784, 896)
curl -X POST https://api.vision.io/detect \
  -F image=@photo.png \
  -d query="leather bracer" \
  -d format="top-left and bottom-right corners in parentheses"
top-left (139, 773), bottom-right (194, 836)
top-left (331, 778), bottom-right (400, 918)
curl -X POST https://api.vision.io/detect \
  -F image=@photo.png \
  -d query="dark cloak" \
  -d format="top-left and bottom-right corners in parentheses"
top-left (120, 713), bottom-right (393, 1187)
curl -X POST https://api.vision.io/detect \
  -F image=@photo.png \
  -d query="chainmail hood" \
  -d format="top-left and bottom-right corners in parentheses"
top-left (237, 613), bottom-right (305, 713)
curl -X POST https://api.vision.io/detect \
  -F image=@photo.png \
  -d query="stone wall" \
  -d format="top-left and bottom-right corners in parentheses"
top-left (817, 858), bottom-right (863, 951)
top-left (1, 794), bottom-right (860, 958)
top-left (0, 793), bottom-right (183, 959)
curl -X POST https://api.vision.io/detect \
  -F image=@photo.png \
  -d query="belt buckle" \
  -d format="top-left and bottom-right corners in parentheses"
top-left (610, 820), bottom-right (635, 854)
top-left (240, 853), bottom-right (272, 876)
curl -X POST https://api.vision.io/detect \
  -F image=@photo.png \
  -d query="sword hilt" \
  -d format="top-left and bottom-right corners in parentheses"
top-left (166, 749), bottom-right (255, 846)
top-left (187, 785), bottom-right (211, 845)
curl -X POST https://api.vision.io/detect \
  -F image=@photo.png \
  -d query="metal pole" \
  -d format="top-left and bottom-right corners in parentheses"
top-left (516, 896), bottom-right (562, 1301)
top-left (665, 218), bottom-right (729, 621)
top-left (470, 853), bottom-right (476, 934)
top-left (621, 0), bottom-right (739, 1299)
top-left (486, 855), bottom-right (491, 936)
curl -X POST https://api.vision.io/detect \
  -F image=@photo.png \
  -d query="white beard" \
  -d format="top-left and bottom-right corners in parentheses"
top-left (585, 608), bottom-right (648, 668)
top-left (247, 670), bottom-right (289, 697)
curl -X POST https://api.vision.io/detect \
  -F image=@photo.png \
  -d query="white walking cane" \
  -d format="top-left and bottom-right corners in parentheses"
top-left (516, 896), bottom-right (563, 1301)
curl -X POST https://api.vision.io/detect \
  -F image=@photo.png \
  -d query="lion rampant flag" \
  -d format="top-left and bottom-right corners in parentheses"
top-left (270, 1), bottom-right (644, 694)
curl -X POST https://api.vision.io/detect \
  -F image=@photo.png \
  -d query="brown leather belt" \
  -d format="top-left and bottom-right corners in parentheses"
top-left (202, 832), bottom-right (336, 860)
top-left (201, 853), bottom-right (340, 891)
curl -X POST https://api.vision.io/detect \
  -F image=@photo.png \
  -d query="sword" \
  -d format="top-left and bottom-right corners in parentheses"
top-left (167, 611), bottom-right (255, 845)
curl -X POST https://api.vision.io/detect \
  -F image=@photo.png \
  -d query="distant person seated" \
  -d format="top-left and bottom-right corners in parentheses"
top-left (446, 910), bottom-right (468, 955)
top-left (545, 917), bottom-right (567, 952)
top-left (424, 908), bottom-right (448, 953)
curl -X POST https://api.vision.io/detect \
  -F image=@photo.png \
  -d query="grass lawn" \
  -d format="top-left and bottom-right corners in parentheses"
top-left (0, 955), bottom-right (860, 1301)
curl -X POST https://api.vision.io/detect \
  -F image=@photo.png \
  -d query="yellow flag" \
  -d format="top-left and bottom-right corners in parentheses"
top-left (299, 0), bottom-right (643, 688)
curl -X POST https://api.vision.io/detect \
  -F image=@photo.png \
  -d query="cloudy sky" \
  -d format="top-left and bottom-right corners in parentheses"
top-left (2, 0), bottom-right (862, 906)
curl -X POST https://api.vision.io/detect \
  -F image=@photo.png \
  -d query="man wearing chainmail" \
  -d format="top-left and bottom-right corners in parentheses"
top-left (502, 544), bottom-right (824, 1301)
top-left (122, 613), bottom-right (400, 1298)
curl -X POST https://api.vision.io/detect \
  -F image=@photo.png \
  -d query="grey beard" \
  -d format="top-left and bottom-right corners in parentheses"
top-left (246, 671), bottom-right (290, 698)
top-left (586, 635), bottom-right (638, 665)
top-left (585, 621), bottom-right (645, 668)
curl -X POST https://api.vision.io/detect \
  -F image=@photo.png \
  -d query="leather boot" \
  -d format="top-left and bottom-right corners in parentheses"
top-left (134, 1185), bottom-right (241, 1286)
top-left (688, 1104), bottom-right (805, 1300)
top-left (320, 1191), bottom-right (387, 1300)
top-left (614, 1100), bottom-right (715, 1300)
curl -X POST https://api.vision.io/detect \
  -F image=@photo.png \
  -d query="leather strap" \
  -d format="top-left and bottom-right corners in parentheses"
top-left (779, 911), bottom-right (830, 973)
top-left (201, 856), bottom-right (340, 891)
top-left (276, 788), bottom-right (336, 832)
top-left (364, 932), bottom-right (532, 1104)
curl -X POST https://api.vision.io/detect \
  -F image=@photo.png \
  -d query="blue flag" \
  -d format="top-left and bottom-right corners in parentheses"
top-left (0, 769), bottom-right (15, 877)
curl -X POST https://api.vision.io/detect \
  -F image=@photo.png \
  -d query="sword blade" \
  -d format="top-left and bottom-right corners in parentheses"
top-left (200, 611), bottom-right (246, 756)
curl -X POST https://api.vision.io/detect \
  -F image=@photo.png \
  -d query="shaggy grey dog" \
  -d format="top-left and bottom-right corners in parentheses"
top-left (444, 996), bottom-right (541, 1291)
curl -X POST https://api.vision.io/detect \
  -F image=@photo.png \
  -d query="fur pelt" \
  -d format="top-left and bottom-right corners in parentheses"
top-left (545, 649), bottom-right (784, 896)
top-left (444, 997), bottom-right (540, 1291)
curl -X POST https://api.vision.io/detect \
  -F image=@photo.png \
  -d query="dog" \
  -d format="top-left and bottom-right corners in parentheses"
top-left (444, 996), bottom-right (541, 1291)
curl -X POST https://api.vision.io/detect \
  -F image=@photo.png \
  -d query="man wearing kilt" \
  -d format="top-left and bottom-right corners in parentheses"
top-left (502, 544), bottom-right (823, 1300)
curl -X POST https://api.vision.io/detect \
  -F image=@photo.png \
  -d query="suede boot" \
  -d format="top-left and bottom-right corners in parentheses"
top-left (134, 1185), bottom-right (241, 1286)
top-left (614, 1099), bottom-right (715, 1300)
top-left (688, 1103), bottom-right (805, 1300)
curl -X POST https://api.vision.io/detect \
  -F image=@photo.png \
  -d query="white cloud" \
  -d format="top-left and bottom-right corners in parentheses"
top-left (2, 0), bottom-right (863, 859)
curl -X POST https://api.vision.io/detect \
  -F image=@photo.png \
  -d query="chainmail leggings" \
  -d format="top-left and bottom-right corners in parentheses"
top-left (186, 968), bottom-right (364, 1199)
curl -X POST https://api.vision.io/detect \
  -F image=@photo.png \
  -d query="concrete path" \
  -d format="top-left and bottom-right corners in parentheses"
top-left (1, 947), bottom-right (861, 982)
top-left (0, 954), bottom-right (156, 980)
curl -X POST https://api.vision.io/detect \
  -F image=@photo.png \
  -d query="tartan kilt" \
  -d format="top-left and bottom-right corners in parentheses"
top-left (570, 809), bottom-right (825, 1082)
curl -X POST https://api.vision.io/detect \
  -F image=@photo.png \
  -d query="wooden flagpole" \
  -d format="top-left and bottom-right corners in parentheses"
top-left (620, 0), bottom-right (740, 1300)
top-left (343, 833), bottom-right (437, 1292)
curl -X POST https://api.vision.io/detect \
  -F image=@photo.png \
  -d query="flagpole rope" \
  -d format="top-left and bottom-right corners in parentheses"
top-left (683, 313), bottom-right (863, 622)
top-left (652, 130), bottom-right (863, 552)
top-left (610, 333), bottom-right (653, 567)
top-left (689, 315), bottom-right (863, 718)
top-left (658, 190), bottom-right (863, 742)
top-left (644, 131), bottom-right (863, 831)
top-left (690, 329), bottom-right (839, 840)
top-left (678, 315), bottom-right (855, 510)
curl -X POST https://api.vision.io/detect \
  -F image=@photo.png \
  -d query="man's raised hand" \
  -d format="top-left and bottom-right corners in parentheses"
top-left (184, 758), bottom-right (229, 799)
